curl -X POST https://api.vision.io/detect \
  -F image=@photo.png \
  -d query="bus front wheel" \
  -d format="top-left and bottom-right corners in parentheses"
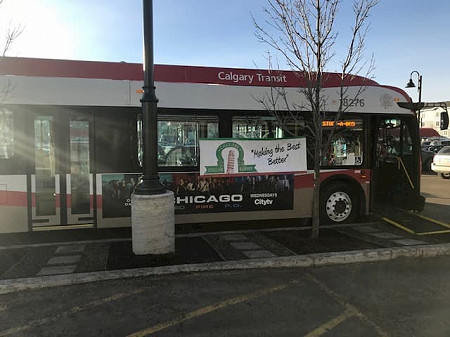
top-left (320, 183), bottom-right (358, 225)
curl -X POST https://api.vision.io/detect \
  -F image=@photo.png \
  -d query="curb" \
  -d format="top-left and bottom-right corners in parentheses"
top-left (1, 243), bottom-right (450, 295)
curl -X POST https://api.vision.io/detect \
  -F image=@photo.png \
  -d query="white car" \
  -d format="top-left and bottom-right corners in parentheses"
top-left (431, 146), bottom-right (450, 179)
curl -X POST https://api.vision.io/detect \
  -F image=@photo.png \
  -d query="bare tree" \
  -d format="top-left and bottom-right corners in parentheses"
top-left (254, 0), bottom-right (378, 238)
top-left (0, 0), bottom-right (23, 102)
top-left (1, 0), bottom-right (24, 56)
top-left (2, 24), bottom-right (23, 57)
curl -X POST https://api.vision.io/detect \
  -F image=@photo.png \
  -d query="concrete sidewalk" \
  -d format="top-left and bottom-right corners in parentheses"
top-left (1, 221), bottom-right (450, 294)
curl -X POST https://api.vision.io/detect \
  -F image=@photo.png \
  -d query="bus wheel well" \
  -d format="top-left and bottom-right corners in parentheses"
top-left (319, 176), bottom-right (366, 224)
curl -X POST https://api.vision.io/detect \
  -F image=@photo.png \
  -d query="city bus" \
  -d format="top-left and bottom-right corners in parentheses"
top-left (0, 57), bottom-right (424, 233)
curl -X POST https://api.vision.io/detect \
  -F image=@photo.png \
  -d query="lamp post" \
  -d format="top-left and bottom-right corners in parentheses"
top-left (406, 71), bottom-right (423, 125)
top-left (134, 0), bottom-right (166, 195)
top-left (131, 0), bottom-right (174, 256)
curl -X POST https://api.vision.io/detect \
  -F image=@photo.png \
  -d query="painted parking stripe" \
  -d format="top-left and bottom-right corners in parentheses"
top-left (417, 229), bottom-right (450, 236)
top-left (0, 288), bottom-right (147, 336)
top-left (382, 214), bottom-right (450, 236)
top-left (304, 308), bottom-right (358, 337)
top-left (381, 217), bottom-right (416, 234)
top-left (412, 213), bottom-right (450, 229)
top-left (306, 273), bottom-right (388, 337)
top-left (126, 280), bottom-right (299, 337)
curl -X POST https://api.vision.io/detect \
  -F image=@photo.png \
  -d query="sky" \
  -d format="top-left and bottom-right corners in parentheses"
top-left (1, 0), bottom-right (449, 102)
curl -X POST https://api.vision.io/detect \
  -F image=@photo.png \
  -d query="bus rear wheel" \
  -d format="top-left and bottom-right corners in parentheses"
top-left (320, 183), bottom-right (358, 225)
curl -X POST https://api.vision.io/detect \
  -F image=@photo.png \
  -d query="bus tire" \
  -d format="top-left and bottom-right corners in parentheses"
top-left (441, 173), bottom-right (450, 179)
top-left (320, 182), bottom-right (358, 225)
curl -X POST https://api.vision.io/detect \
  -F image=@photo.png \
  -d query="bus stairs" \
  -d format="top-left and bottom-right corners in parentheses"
top-left (374, 208), bottom-right (450, 236)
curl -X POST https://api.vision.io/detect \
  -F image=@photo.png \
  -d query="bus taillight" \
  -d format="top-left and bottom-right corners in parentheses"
top-left (359, 170), bottom-right (367, 179)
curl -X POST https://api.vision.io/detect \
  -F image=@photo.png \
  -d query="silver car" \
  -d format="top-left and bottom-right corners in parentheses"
top-left (431, 146), bottom-right (450, 179)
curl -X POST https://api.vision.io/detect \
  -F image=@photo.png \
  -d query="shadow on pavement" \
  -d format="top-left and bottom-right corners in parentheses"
top-left (264, 228), bottom-right (381, 254)
top-left (106, 237), bottom-right (222, 270)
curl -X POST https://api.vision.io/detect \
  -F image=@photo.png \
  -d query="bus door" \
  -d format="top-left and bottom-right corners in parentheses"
top-left (31, 112), bottom-right (94, 228)
top-left (371, 116), bottom-right (423, 211)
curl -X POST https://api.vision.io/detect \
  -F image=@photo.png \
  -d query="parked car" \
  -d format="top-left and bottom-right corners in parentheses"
top-left (421, 148), bottom-right (436, 172)
top-left (421, 145), bottom-right (445, 172)
top-left (426, 145), bottom-right (444, 152)
top-left (431, 146), bottom-right (450, 179)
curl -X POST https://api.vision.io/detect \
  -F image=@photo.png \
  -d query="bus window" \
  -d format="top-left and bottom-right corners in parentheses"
top-left (34, 116), bottom-right (56, 216)
top-left (0, 109), bottom-right (14, 159)
top-left (137, 116), bottom-right (218, 167)
top-left (159, 121), bottom-right (198, 166)
top-left (376, 118), bottom-right (413, 160)
top-left (322, 119), bottom-right (364, 166)
top-left (232, 116), bottom-right (283, 139)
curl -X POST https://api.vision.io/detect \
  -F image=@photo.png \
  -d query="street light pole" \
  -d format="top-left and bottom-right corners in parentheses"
top-left (131, 0), bottom-right (174, 256)
top-left (406, 70), bottom-right (423, 125)
top-left (134, 0), bottom-right (166, 195)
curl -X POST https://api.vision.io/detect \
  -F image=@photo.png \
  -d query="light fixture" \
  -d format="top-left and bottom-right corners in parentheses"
top-left (405, 70), bottom-right (422, 123)
top-left (406, 78), bottom-right (416, 88)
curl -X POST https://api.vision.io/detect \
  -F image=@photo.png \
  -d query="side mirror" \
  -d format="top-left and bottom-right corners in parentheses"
top-left (440, 111), bottom-right (449, 130)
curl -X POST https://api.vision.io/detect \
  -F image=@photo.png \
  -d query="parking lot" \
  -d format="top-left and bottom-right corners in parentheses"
top-left (420, 173), bottom-right (450, 224)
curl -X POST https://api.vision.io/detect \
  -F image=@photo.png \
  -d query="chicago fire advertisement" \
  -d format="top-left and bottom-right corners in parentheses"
top-left (164, 172), bottom-right (294, 214)
top-left (101, 172), bottom-right (294, 217)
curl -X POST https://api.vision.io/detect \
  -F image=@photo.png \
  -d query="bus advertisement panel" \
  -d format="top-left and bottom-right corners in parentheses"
top-left (101, 172), bottom-right (294, 218)
top-left (199, 138), bottom-right (307, 175)
top-left (165, 172), bottom-right (294, 214)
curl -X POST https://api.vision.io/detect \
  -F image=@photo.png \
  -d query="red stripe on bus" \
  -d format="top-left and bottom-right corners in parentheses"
top-left (31, 193), bottom-right (61, 208)
top-left (0, 57), bottom-right (387, 88)
top-left (294, 169), bottom-right (371, 189)
top-left (0, 190), bottom-right (27, 207)
top-left (97, 195), bottom-right (103, 209)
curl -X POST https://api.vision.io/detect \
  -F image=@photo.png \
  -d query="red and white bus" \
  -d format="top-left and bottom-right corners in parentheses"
top-left (0, 57), bottom-right (424, 233)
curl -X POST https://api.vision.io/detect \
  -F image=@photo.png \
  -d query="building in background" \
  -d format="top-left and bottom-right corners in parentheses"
top-left (420, 102), bottom-right (450, 140)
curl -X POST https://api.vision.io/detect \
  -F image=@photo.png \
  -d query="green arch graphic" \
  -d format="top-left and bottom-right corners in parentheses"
top-left (204, 141), bottom-right (257, 174)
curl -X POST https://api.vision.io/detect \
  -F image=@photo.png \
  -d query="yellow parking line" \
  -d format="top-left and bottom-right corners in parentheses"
top-left (417, 229), bottom-right (450, 236)
top-left (305, 274), bottom-right (388, 337)
top-left (0, 288), bottom-right (146, 336)
top-left (413, 213), bottom-right (450, 229)
top-left (304, 308), bottom-right (357, 337)
top-left (126, 280), bottom-right (299, 337)
top-left (381, 217), bottom-right (416, 234)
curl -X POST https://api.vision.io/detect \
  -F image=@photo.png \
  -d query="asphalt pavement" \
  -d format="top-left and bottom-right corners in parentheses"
top-left (2, 215), bottom-right (450, 295)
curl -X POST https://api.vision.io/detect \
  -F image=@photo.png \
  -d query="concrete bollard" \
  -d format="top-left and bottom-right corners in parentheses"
top-left (131, 191), bottom-right (175, 255)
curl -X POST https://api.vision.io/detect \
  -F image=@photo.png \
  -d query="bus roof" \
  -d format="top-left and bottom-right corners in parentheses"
top-left (0, 57), bottom-right (411, 113)
top-left (1, 56), bottom-right (383, 88)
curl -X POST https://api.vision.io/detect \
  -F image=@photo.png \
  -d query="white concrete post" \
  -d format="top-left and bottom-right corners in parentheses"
top-left (131, 191), bottom-right (175, 255)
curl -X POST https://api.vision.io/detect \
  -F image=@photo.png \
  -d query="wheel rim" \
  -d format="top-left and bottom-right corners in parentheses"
top-left (325, 191), bottom-right (352, 222)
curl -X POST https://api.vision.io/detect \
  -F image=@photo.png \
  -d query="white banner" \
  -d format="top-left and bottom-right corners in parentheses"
top-left (200, 138), bottom-right (307, 175)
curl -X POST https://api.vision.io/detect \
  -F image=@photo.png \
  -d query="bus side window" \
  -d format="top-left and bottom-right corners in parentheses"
top-left (136, 117), bottom-right (219, 168)
top-left (232, 116), bottom-right (284, 139)
top-left (322, 119), bottom-right (364, 166)
top-left (0, 109), bottom-right (14, 159)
